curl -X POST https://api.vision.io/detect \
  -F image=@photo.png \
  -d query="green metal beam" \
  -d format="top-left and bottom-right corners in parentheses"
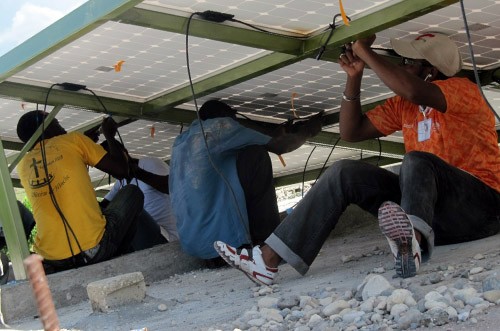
top-left (308, 131), bottom-right (405, 155)
top-left (0, 0), bottom-right (143, 82)
top-left (1, 141), bottom-right (23, 151)
top-left (273, 155), bottom-right (401, 187)
top-left (0, 141), bottom-right (29, 280)
top-left (304, 0), bottom-right (459, 57)
top-left (0, 81), bottom-right (143, 118)
top-left (116, 7), bottom-right (304, 55)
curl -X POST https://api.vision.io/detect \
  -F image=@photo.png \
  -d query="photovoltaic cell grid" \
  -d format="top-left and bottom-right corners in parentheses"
top-left (12, 21), bottom-right (269, 101)
top-left (188, 58), bottom-right (393, 122)
top-left (142, 0), bottom-right (397, 35)
top-left (2, 0), bottom-right (500, 183)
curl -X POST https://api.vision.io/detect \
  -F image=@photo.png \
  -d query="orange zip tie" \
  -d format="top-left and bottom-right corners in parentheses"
top-left (150, 124), bottom-right (155, 138)
top-left (114, 60), bottom-right (125, 72)
top-left (24, 254), bottom-right (60, 331)
top-left (339, 0), bottom-right (350, 26)
top-left (278, 154), bottom-right (286, 167)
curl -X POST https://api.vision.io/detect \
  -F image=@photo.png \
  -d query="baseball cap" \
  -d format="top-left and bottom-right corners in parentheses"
top-left (390, 33), bottom-right (462, 77)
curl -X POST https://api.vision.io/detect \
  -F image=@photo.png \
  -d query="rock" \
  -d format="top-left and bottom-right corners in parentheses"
top-left (361, 275), bottom-right (394, 301)
top-left (483, 274), bottom-right (500, 292)
top-left (469, 267), bottom-right (484, 275)
top-left (483, 290), bottom-right (500, 304)
top-left (277, 295), bottom-right (300, 309)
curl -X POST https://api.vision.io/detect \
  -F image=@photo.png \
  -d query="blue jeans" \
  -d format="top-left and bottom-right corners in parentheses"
top-left (266, 151), bottom-right (500, 275)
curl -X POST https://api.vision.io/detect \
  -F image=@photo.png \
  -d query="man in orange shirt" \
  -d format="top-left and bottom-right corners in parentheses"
top-left (215, 33), bottom-right (500, 285)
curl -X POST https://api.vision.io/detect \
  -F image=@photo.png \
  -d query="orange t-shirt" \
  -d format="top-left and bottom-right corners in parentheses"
top-left (366, 77), bottom-right (500, 193)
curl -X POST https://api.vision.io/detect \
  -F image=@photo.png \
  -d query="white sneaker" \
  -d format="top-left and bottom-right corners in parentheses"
top-left (378, 201), bottom-right (421, 278)
top-left (214, 241), bottom-right (277, 286)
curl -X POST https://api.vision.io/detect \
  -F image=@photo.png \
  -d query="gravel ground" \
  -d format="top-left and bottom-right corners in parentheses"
top-left (7, 220), bottom-right (500, 331)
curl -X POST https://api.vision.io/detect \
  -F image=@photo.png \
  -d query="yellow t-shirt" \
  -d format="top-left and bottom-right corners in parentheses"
top-left (18, 132), bottom-right (107, 260)
top-left (366, 77), bottom-right (500, 193)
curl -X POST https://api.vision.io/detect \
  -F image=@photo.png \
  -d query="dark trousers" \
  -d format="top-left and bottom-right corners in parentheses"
top-left (267, 151), bottom-right (500, 275)
top-left (43, 185), bottom-right (146, 273)
top-left (236, 145), bottom-right (280, 245)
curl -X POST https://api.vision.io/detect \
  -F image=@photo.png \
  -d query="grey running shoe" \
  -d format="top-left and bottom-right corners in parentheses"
top-left (378, 201), bottom-right (421, 278)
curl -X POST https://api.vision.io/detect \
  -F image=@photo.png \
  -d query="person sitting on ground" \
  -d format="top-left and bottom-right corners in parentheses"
top-left (169, 99), bottom-right (322, 267)
top-left (16, 111), bottom-right (150, 273)
top-left (100, 142), bottom-right (177, 244)
top-left (215, 33), bottom-right (500, 285)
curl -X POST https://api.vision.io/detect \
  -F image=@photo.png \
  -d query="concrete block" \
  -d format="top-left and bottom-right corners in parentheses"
top-left (86, 271), bottom-right (146, 312)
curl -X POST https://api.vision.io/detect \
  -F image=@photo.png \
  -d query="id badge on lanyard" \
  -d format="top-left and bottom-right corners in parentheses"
top-left (418, 106), bottom-right (432, 142)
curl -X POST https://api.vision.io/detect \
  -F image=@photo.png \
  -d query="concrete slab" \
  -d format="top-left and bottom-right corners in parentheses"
top-left (0, 240), bottom-right (205, 322)
top-left (87, 272), bottom-right (146, 312)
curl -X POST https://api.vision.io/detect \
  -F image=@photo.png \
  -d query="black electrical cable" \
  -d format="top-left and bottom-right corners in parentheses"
top-left (313, 137), bottom-right (341, 184)
top-left (301, 146), bottom-right (317, 198)
top-left (376, 137), bottom-right (382, 167)
top-left (40, 84), bottom-right (86, 265)
top-left (81, 85), bottom-right (139, 187)
top-left (458, 0), bottom-right (500, 122)
top-left (186, 12), bottom-right (252, 244)
top-left (316, 14), bottom-right (351, 61)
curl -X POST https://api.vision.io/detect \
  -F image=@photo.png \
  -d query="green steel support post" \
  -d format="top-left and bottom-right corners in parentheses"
top-left (0, 141), bottom-right (29, 280)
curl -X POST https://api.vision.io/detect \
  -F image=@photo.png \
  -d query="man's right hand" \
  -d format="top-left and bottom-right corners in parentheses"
top-left (338, 43), bottom-right (365, 78)
top-left (101, 117), bottom-right (118, 139)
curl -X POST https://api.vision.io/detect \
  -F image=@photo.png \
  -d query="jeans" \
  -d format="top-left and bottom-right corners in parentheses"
top-left (266, 151), bottom-right (500, 275)
top-left (237, 145), bottom-right (280, 246)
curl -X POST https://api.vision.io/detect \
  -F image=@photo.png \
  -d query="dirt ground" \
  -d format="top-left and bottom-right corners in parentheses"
top-left (6, 218), bottom-right (500, 331)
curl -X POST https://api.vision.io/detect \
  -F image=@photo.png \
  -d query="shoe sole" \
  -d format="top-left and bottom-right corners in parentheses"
top-left (378, 202), bottom-right (417, 278)
top-left (213, 242), bottom-right (270, 287)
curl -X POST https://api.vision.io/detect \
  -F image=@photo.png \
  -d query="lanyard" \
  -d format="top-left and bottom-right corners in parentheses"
top-left (419, 105), bottom-right (432, 119)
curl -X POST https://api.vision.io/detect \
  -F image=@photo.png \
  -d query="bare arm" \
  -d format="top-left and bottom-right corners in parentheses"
top-left (266, 111), bottom-right (323, 154)
top-left (338, 41), bottom-right (384, 142)
top-left (352, 36), bottom-right (446, 112)
top-left (94, 117), bottom-right (129, 179)
top-left (133, 167), bottom-right (169, 194)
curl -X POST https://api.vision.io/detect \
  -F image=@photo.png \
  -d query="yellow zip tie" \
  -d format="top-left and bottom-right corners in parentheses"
top-left (339, 0), bottom-right (350, 26)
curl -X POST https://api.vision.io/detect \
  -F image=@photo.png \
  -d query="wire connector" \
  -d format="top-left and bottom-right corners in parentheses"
top-left (59, 82), bottom-right (86, 91)
top-left (198, 10), bottom-right (234, 23)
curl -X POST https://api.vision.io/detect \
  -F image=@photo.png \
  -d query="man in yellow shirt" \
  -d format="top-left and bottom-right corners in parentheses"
top-left (17, 111), bottom-right (146, 273)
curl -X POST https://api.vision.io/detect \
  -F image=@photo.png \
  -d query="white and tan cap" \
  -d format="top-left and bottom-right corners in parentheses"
top-left (390, 33), bottom-right (462, 77)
